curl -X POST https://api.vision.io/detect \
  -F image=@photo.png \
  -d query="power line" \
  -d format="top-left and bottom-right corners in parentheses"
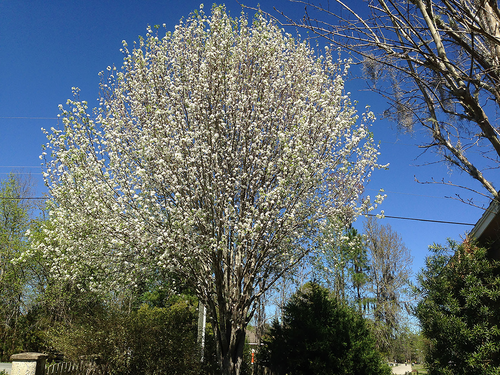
top-left (0, 167), bottom-right (43, 175)
top-left (0, 195), bottom-right (479, 226)
top-left (0, 173), bottom-right (43, 175)
top-left (0, 197), bottom-right (47, 200)
top-left (0, 116), bottom-right (58, 120)
top-left (365, 213), bottom-right (475, 226)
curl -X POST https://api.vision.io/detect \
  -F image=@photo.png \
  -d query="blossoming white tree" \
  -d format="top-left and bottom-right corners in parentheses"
top-left (33, 6), bottom-right (382, 374)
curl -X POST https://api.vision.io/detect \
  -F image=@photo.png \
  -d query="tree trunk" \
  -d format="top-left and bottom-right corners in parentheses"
top-left (206, 292), bottom-right (250, 375)
top-left (220, 325), bottom-right (246, 375)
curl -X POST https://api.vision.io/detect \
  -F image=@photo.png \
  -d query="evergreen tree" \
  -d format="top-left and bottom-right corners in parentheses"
top-left (416, 240), bottom-right (500, 374)
top-left (262, 282), bottom-right (391, 375)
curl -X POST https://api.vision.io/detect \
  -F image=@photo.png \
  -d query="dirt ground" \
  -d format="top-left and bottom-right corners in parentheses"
top-left (391, 363), bottom-right (413, 374)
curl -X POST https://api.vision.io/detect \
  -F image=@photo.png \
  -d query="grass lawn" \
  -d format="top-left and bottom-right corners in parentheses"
top-left (412, 364), bottom-right (428, 374)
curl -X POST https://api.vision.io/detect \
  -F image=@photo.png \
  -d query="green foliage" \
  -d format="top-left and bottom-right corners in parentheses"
top-left (0, 174), bottom-right (216, 371)
top-left (49, 292), bottom-right (205, 375)
top-left (314, 225), bottom-right (370, 308)
top-left (128, 298), bottom-right (202, 375)
top-left (386, 328), bottom-right (425, 364)
top-left (262, 282), bottom-right (391, 375)
top-left (17, 213), bottom-right (217, 372)
top-left (416, 240), bottom-right (500, 374)
top-left (0, 173), bottom-right (40, 361)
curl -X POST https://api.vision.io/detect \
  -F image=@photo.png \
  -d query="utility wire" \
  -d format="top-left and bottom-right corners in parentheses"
top-left (0, 173), bottom-right (43, 175)
top-left (0, 117), bottom-right (58, 120)
top-left (0, 197), bottom-right (47, 200)
top-left (365, 213), bottom-right (475, 226)
top-left (0, 195), bottom-right (479, 226)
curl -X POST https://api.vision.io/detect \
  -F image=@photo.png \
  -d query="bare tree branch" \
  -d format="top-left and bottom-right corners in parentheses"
top-left (265, 0), bottom-right (500, 203)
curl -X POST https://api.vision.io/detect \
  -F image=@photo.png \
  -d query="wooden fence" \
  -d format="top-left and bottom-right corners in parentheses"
top-left (45, 361), bottom-right (107, 375)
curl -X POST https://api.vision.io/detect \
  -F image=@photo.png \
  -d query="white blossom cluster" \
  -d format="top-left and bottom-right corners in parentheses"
top-left (28, 6), bottom-right (383, 313)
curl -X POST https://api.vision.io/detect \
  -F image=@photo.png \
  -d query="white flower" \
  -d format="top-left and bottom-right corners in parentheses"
top-left (33, 6), bottom-right (382, 367)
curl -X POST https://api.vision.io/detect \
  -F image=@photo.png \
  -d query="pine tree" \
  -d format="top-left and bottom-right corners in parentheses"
top-left (262, 282), bottom-right (391, 375)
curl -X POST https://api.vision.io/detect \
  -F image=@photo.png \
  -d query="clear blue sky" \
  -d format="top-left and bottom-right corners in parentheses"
top-left (0, 0), bottom-right (489, 275)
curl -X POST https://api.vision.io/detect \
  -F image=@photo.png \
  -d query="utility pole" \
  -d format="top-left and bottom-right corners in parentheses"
top-left (197, 301), bottom-right (206, 362)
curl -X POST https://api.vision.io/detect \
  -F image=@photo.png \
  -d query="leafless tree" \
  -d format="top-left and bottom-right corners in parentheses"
top-left (363, 217), bottom-right (413, 354)
top-left (275, 0), bottom-right (500, 206)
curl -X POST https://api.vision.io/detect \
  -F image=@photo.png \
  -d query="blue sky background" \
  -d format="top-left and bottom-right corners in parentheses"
top-left (0, 0), bottom-right (491, 277)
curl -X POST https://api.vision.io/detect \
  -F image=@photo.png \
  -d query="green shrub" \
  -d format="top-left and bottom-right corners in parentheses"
top-left (416, 241), bottom-right (500, 374)
top-left (127, 299), bottom-right (202, 375)
top-left (262, 282), bottom-right (391, 375)
top-left (49, 294), bottom-right (205, 375)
